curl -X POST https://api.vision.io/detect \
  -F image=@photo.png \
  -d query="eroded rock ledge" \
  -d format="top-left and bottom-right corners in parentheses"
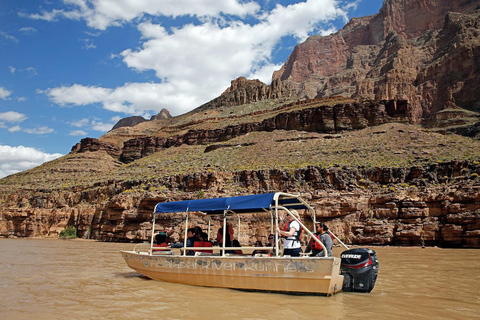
top-left (71, 99), bottom-right (416, 163)
top-left (1, 160), bottom-right (479, 248)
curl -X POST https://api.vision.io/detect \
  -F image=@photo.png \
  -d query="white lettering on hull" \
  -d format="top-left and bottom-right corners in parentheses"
top-left (124, 254), bottom-right (317, 273)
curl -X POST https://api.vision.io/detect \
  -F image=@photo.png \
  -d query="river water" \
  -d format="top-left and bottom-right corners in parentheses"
top-left (1, 238), bottom-right (479, 320)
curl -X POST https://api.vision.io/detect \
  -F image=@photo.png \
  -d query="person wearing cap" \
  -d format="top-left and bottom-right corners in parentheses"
top-left (276, 209), bottom-right (303, 257)
top-left (305, 222), bottom-right (332, 257)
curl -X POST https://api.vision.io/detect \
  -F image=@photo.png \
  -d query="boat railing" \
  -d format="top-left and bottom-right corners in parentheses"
top-left (133, 243), bottom-right (151, 253)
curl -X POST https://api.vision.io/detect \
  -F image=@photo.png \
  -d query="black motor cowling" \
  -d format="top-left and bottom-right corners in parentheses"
top-left (340, 248), bottom-right (378, 293)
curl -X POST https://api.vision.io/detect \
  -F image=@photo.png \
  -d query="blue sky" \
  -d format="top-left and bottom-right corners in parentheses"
top-left (0, 0), bottom-right (383, 178)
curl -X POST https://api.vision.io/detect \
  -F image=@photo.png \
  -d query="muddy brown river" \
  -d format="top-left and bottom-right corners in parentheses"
top-left (1, 238), bottom-right (479, 319)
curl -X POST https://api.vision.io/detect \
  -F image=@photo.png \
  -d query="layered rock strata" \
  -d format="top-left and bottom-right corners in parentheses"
top-left (71, 99), bottom-right (414, 163)
top-left (1, 161), bottom-right (479, 248)
top-left (273, 0), bottom-right (480, 119)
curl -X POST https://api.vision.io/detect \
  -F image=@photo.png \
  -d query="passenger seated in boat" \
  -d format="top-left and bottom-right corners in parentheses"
top-left (267, 234), bottom-right (277, 256)
top-left (252, 240), bottom-right (268, 256)
top-left (194, 232), bottom-right (213, 253)
top-left (217, 221), bottom-right (234, 247)
top-left (153, 232), bottom-right (170, 252)
top-left (186, 228), bottom-right (199, 256)
top-left (305, 222), bottom-right (333, 257)
top-left (277, 209), bottom-right (303, 257)
top-left (232, 239), bottom-right (243, 254)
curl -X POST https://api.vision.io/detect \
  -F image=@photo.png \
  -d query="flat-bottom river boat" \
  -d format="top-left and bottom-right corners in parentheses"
top-left (121, 192), bottom-right (378, 295)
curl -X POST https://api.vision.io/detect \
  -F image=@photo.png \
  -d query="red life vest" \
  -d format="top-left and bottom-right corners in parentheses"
top-left (194, 241), bottom-right (213, 253)
top-left (282, 219), bottom-right (302, 241)
top-left (311, 234), bottom-right (324, 251)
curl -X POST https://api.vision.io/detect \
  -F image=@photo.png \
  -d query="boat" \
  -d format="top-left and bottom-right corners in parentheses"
top-left (120, 192), bottom-right (377, 295)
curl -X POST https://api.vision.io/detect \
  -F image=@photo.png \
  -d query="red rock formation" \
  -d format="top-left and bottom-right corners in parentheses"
top-left (70, 137), bottom-right (122, 158)
top-left (197, 77), bottom-right (297, 111)
top-left (150, 108), bottom-right (172, 121)
top-left (272, 0), bottom-right (480, 119)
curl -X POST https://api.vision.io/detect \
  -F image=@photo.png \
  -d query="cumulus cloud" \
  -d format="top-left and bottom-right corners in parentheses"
top-left (26, 0), bottom-right (261, 30)
top-left (0, 111), bottom-right (27, 123)
top-left (42, 0), bottom-right (347, 116)
top-left (68, 116), bottom-right (121, 133)
top-left (0, 87), bottom-right (12, 100)
top-left (69, 129), bottom-right (88, 136)
top-left (23, 126), bottom-right (55, 135)
top-left (0, 144), bottom-right (63, 179)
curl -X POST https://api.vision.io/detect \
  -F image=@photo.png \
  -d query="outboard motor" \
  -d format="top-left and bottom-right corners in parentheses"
top-left (340, 248), bottom-right (378, 293)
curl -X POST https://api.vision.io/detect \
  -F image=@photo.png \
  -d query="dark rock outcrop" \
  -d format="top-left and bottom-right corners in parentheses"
top-left (111, 116), bottom-right (147, 130)
top-left (70, 137), bottom-right (122, 158)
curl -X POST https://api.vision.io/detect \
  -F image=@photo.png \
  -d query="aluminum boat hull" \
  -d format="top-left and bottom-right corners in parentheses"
top-left (121, 251), bottom-right (344, 295)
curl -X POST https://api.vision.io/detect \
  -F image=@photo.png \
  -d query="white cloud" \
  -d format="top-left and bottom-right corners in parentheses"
top-left (68, 116), bottom-right (122, 133)
top-left (19, 27), bottom-right (38, 34)
top-left (0, 144), bottom-right (63, 179)
top-left (0, 30), bottom-right (19, 43)
top-left (69, 118), bottom-right (90, 128)
top-left (69, 129), bottom-right (88, 136)
top-left (23, 126), bottom-right (55, 135)
top-left (8, 125), bottom-right (22, 133)
top-left (0, 111), bottom-right (27, 123)
top-left (19, 67), bottom-right (38, 77)
top-left (43, 0), bottom-right (347, 116)
top-left (9, 66), bottom-right (16, 74)
top-left (26, 0), bottom-right (261, 30)
top-left (0, 87), bottom-right (12, 100)
top-left (82, 38), bottom-right (96, 50)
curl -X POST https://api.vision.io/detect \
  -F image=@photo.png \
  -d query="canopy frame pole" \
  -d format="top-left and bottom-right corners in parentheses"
top-left (274, 203), bottom-right (279, 257)
top-left (208, 217), bottom-right (211, 241)
top-left (183, 209), bottom-right (189, 256)
top-left (329, 230), bottom-right (349, 250)
top-left (222, 210), bottom-right (227, 257)
top-left (149, 213), bottom-right (156, 255)
top-left (277, 205), bottom-right (328, 257)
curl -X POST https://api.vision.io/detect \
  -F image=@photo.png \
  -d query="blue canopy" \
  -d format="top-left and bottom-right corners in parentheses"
top-left (154, 192), bottom-right (311, 215)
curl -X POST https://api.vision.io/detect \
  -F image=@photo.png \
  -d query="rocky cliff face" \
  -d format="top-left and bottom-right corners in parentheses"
top-left (196, 77), bottom-right (297, 111)
top-left (73, 99), bottom-right (415, 163)
top-left (150, 108), bottom-right (172, 121)
top-left (273, 0), bottom-right (480, 119)
top-left (1, 161), bottom-right (479, 247)
top-left (111, 116), bottom-right (147, 130)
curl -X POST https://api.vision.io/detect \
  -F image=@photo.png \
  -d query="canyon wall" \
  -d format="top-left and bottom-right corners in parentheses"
top-left (273, 0), bottom-right (480, 119)
top-left (1, 161), bottom-right (479, 248)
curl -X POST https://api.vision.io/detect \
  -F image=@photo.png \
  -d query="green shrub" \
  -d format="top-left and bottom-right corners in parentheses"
top-left (59, 226), bottom-right (77, 239)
